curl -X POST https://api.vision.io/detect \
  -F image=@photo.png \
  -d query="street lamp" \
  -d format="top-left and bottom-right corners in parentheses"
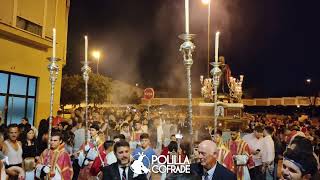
top-left (202, 0), bottom-right (211, 77)
top-left (306, 78), bottom-right (311, 84)
top-left (92, 51), bottom-right (101, 74)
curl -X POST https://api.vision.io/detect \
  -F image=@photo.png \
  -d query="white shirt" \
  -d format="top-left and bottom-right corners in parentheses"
top-left (4, 140), bottom-right (23, 165)
top-left (118, 165), bottom-right (129, 180)
top-left (202, 163), bottom-right (217, 180)
top-left (73, 128), bottom-right (85, 152)
top-left (242, 133), bottom-right (263, 166)
top-left (261, 135), bottom-right (275, 163)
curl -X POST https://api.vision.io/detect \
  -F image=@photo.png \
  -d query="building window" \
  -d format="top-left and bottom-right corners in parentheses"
top-left (16, 16), bottom-right (42, 36)
top-left (0, 71), bottom-right (37, 125)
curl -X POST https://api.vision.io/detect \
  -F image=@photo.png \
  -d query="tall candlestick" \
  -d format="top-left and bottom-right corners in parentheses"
top-left (185, 0), bottom-right (189, 34)
top-left (84, 36), bottom-right (88, 63)
top-left (53, 28), bottom-right (56, 58)
top-left (215, 31), bottom-right (220, 63)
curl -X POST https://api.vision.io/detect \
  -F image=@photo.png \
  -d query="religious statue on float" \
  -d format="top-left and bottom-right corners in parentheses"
top-left (200, 56), bottom-right (244, 103)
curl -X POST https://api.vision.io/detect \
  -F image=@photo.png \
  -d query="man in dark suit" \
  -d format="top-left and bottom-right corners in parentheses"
top-left (191, 140), bottom-right (236, 180)
top-left (102, 140), bottom-right (147, 180)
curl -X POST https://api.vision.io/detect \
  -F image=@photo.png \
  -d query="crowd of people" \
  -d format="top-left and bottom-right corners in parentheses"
top-left (0, 106), bottom-right (319, 180)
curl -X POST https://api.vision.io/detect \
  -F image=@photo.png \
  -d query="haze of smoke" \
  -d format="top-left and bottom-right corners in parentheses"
top-left (152, 0), bottom-right (187, 97)
top-left (152, 0), bottom-right (236, 97)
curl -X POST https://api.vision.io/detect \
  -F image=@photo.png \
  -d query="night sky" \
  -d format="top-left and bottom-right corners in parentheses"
top-left (65, 0), bottom-right (320, 98)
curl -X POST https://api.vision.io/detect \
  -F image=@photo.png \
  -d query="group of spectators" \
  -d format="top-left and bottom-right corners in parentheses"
top-left (0, 106), bottom-right (320, 180)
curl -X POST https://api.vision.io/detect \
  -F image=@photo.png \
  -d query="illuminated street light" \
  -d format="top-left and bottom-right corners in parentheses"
top-left (306, 79), bottom-right (311, 83)
top-left (92, 51), bottom-right (101, 74)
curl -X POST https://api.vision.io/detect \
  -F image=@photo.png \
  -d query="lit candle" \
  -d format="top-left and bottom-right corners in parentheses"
top-left (215, 31), bottom-right (220, 63)
top-left (53, 28), bottom-right (56, 58)
top-left (84, 36), bottom-right (88, 63)
top-left (185, 0), bottom-right (189, 34)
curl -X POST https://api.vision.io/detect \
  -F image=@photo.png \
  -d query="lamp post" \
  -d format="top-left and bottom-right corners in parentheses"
top-left (202, 0), bottom-right (211, 78)
top-left (180, 0), bottom-right (196, 157)
top-left (305, 78), bottom-right (313, 106)
top-left (92, 51), bottom-right (100, 74)
top-left (306, 78), bottom-right (311, 84)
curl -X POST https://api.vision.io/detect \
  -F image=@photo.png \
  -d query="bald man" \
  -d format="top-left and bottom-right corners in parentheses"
top-left (191, 140), bottom-right (236, 180)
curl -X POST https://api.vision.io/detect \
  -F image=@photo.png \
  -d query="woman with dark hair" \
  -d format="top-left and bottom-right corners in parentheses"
top-left (21, 128), bottom-right (38, 159)
top-left (21, 127), bottom-right (38, 179)
top-left (36, 119), bottom-right (49, 155)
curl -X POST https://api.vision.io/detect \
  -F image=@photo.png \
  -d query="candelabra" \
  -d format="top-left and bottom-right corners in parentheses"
top-left (228, 75), bottom-right (244, 102)
top-left (81, 60), bottom-right (91, 143)
top-left (179, 33), bottom-right (195, 156)
top-left (200, 75), bottom-right (214, 101)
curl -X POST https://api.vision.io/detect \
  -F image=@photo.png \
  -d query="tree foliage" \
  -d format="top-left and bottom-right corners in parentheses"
top-left (60, 74), bottom-right (83, 106)
top-left (60, 73), bottom-right (112, 106)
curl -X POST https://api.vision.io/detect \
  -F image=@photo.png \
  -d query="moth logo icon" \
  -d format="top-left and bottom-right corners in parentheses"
top-left (130, 152), bottom-right (150, 175)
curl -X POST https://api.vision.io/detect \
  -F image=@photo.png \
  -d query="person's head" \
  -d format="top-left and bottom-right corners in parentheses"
top-left (211, 129), bottom-right (223, 144)
top-left (113, 134), bottom-right (126, 143)
top-left (198, 140), bottom-right (218, 170)
top-left (58, 121), bottom-right (69, 131)
top-left (140, 133), bottom-right (150, 149)
top-left (230, 127), bottom-right (240, 141)
top-left (264, 126), bottom-right (274, 136)
top-left (170, 134), bottom-right (177, 142)
top-left (89, 123), bottom-right (100, 137)
top-left (288, 136), bottom-right (313, 154)
top-left (282, 149), bottom-right (317, 180)
top-left (50, 131), bottom-right (63, 150)
top-left (134, 121), bottom-right (142, 130)
top-left (121, 123), bottom-right (129, 132)
top-left (21, 117), bottom-right (29, 125)
top-left (168, 141), bottom-right (178, 153)
top-left (253, 125), bottom-right (264, 139)
top-left (8, 124), bottom-right (19, 141)
top-left (114, 140), bottom-right (131, 166)
top-left (57, 110), bottom-right (63, 116)
top-left (26, 128), bottom-right (35, 141)
top-left (103, 140), bottom-right (114, 153)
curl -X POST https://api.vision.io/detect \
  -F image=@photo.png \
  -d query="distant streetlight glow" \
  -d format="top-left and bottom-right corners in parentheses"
top-left (92, 51), bottom-right (101, 74)
top-left (202, 0), bottom-right (210, 5)
top-left (306, 79), bottom-right (311, 83)
top-left (92, 51), bottom-right (100, 60)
